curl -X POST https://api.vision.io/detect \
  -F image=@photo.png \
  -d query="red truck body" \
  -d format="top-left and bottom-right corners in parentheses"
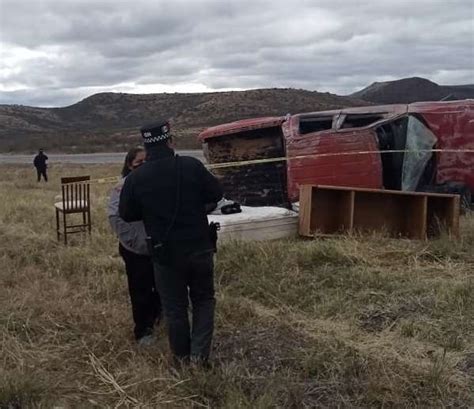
top-left (199, 100), bottom-right (474, 206)
top-left (407, 101), bottom-right (474, 192)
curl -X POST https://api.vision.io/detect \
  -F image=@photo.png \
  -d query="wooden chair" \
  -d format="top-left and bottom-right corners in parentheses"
top-left (55, 176), bottom-right (91, 244)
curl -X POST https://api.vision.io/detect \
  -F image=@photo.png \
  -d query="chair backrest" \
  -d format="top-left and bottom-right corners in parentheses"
top-left (60, 176), bottom-right (90, 211)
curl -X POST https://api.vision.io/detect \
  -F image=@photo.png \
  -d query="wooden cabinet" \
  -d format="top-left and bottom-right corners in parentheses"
top-left (299, 185), bottom-right (459, 239)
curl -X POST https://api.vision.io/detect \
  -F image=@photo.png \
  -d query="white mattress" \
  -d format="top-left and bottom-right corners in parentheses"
top-left (208, 206), bottom-right (299, 242)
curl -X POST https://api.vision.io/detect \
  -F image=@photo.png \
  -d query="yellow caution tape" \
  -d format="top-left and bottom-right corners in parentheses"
top-left (65, 149), bottom-right (474, 185)
top-left (208, 149), bottom-right (474, 169)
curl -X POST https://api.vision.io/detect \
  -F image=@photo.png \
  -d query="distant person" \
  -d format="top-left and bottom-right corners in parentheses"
top-left (108, 147), bottom-right (162, 346)
top-left (33, 148), bottom-right (48, 182)
top-left (119, 120), bottom-right (223, 365)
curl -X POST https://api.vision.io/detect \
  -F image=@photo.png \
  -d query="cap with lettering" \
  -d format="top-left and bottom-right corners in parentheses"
top-left (140, 120), bottom-right (171, 146)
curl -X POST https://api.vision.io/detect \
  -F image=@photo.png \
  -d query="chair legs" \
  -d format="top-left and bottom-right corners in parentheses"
top-left (55, 208), bottom-right (60, 241)
top-left (56, 208), bottom-right (92, 244)
top-left (63, 211), bottom-right (68, 245)
top-left (83, 210), bottom-right (92, 235)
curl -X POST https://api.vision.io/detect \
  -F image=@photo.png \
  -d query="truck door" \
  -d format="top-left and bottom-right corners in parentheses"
top-left (285, 114), bottom-right (383, 202)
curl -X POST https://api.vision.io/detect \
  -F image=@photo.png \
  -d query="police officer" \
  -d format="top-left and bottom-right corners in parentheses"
top-left (119, 120), bottom-right (223, 364)
top-left (108, 147), bottom-right (162, 346)
top-left (33, 148), bottom-right (48, 182)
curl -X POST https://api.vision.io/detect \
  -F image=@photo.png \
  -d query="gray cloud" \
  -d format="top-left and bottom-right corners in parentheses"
top-left (0, 0), bottom-right (473, 106)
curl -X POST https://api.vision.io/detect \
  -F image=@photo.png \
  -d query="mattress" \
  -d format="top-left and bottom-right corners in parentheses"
top-left (208, 206), bottom-right (299, 242)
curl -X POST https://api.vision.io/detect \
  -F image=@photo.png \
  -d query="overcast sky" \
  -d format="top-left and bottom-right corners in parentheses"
top-left (0, 0), bottom-right (473, 107)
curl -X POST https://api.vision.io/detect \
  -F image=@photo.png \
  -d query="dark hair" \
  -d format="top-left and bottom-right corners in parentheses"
top-left (121, 147), bottom-right (145, 177)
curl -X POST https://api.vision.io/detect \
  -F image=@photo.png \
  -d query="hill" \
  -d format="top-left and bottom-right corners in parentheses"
top-left (0, 89), bottom-right (368, 153)
top-left (351, 77), bottom-right (474, 104)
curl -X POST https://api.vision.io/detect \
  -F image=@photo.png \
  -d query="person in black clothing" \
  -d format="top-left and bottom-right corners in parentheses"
top-left (33, 148), bottom-right (48, 182)
top-left (119, 120), bottom-right (223, 364)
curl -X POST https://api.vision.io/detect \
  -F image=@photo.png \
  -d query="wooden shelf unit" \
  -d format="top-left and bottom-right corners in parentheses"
top-left (299, 185), bottom-right (460, 239)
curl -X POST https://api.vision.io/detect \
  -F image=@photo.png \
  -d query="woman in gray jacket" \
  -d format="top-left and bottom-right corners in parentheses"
top-left (108, 147), bottom-right (162, 345)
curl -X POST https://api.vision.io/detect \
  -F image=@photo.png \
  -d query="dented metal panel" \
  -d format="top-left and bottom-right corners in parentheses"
top-left (284, 115), bottom-right (382, 201)
top-left (295, 103), bottom-right (407, 119)
top-left (199, 117), bottom-right (285, 140)
top-left (408, 100), bottom-right (474, 191)
top-left (340, 104), bottom-right (407, 116)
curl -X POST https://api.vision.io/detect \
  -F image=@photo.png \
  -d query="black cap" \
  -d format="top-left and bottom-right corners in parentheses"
top-left (140, 119), bottom-right (171, 147)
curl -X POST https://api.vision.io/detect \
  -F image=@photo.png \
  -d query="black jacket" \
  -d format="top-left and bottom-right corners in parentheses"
top-left (119, 146), bottom-right (223, 250)
top-left (33, 153), bottom-right (48, 169)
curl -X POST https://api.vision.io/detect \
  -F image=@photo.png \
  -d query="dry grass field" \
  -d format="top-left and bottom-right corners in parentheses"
top-left (0, 164), bottom-right (473, 408)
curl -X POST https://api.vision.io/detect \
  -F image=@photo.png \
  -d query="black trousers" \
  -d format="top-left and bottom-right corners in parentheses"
top-left (119, 244), bottom-right (162, 340)
top-left (36, 168), bottom-right (47, 182)
top-left (153, 250), bottom-right (215, 361)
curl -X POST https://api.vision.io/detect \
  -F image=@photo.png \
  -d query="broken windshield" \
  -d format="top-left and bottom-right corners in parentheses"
top-left (401, 116), bottom-right (438, 191)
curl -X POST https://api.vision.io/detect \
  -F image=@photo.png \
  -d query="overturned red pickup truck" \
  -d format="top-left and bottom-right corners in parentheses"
top-left (198, 100), bottom-right (474, 207)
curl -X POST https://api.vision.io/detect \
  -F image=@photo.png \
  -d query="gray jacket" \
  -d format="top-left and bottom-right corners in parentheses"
top-left (107, 178), bottom-right (149, 255)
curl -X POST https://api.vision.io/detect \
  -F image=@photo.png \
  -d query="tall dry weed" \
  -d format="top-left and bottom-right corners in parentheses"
top-left (0, 165), bottom-right (473, 408)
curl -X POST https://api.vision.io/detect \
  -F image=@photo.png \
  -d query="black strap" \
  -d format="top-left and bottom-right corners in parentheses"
top-left (161, 154), bottom-right (181, 242)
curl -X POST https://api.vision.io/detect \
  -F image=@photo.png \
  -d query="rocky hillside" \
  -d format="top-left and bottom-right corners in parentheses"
top-left (3, 77), bottom-right (472, 153)
top-left (351, 77), bottom-right (474, 104)
top-left (0, 89), bottom-right (367, 153)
